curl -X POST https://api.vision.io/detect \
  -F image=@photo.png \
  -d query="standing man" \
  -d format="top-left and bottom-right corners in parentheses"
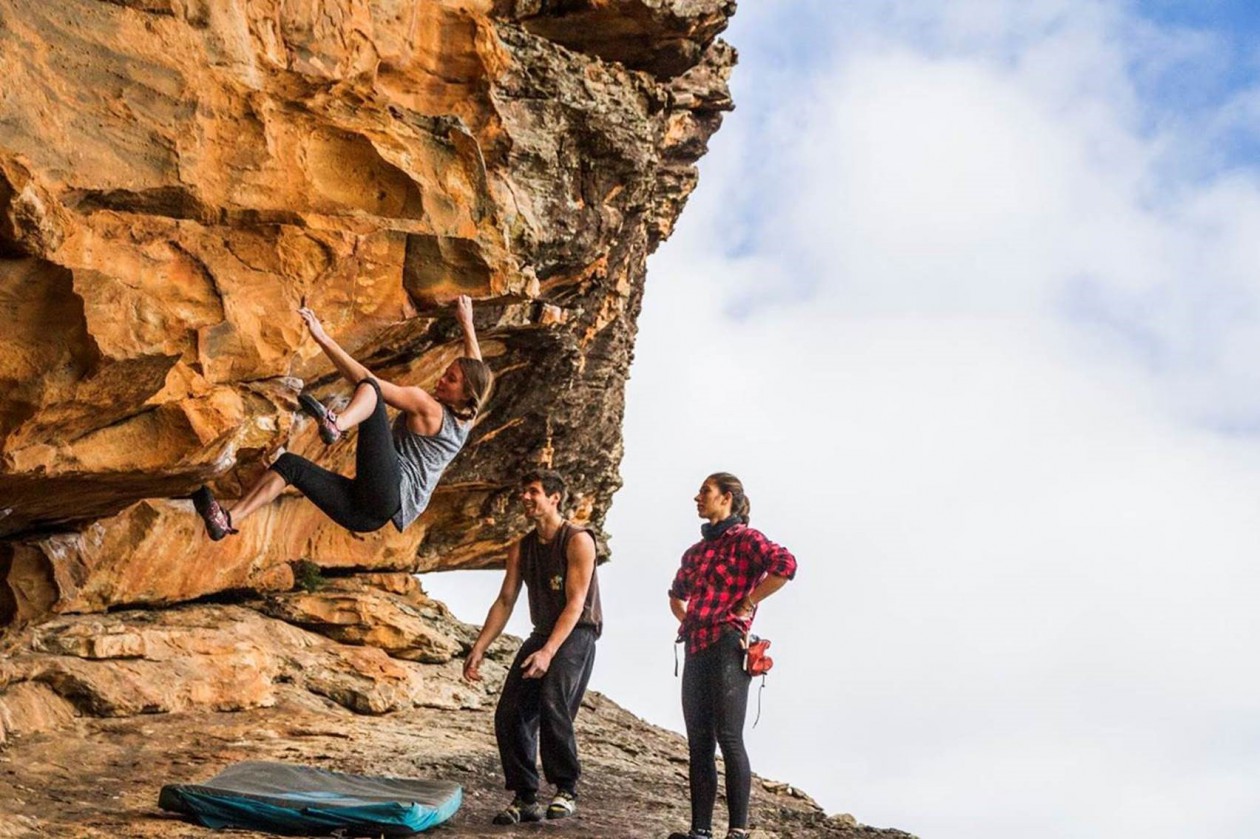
top-left (463, 469), bottom-right (602, 825)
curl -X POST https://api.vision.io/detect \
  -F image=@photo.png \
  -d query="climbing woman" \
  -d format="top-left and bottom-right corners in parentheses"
top-left (666, 472), bottom-right (798, 839)
top-left (192, 295), bottom-right (493, 539)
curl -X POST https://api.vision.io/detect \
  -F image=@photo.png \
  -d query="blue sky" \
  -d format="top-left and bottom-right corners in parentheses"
top-left (1133, 0), bottom-right (1260, 170)
top-left (1139, 0), bottom-right (1260, 37)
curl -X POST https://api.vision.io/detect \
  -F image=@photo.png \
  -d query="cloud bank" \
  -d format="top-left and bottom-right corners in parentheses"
top-left (426, 3), bottom-right (1260, 838)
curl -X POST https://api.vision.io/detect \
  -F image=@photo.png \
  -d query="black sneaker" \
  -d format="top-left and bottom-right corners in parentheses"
top-left (492, 795), bottom-right (544, 825)
top-left (667, 831), bottom-right (713, 839)
top-left (298, 393), bottom-right (341, 444)
top-left (547, 789), bottom-right (577, 820)
top-left (191, 486), bottom-right (237, 541)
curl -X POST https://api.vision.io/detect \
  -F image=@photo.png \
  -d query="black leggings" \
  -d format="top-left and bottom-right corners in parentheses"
top-left (271, 379), bottom-right (401, 533)
top-left (681, 627), bottom-right (752, 832)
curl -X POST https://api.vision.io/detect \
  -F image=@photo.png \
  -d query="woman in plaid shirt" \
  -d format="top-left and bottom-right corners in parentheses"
top-left (667, 472), bottom-right (797, 839)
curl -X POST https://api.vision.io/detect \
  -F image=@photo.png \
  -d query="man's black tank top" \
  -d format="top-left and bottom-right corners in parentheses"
top-left (520, 522), bottom-right (603, 638)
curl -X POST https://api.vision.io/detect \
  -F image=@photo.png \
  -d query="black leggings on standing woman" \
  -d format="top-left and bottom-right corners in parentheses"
top-left (270, 378), bottom-right (401, 532)
top-left (682, 627), bottom-right (752, 833)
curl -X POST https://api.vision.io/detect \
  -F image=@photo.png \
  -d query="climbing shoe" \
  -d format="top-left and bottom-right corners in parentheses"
top-left (546, 788), bottom-right (577, 819)
top-left (298, 393), bottom-right (341, 444)
top-left (492, 795), bottom-right (544, 825)
top-left (192, 486), bottom-right (237, 541)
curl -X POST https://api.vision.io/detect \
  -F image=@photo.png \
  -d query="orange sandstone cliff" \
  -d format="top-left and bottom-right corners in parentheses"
top-left (0, 4), bottom-right (916, 837)
top-left (0, 0), bottom-right (734, 619)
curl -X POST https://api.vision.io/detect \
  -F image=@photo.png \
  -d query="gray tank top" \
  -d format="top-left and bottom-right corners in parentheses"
top-left (390, 406), bottom-right (470, 531)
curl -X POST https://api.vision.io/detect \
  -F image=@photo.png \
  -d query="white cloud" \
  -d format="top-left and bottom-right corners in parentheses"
top-left (428, 3), bottom-right (1260, 838)
top-left (591, 305), bottom-right (1260, 839)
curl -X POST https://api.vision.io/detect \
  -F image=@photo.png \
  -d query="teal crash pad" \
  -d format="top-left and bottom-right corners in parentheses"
top-left (158, 761), bottom-right (462, 836)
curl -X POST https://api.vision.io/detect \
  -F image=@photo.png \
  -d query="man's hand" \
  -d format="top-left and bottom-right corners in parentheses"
top-left (463, 648), bottom-right (485, 682)
top-left (298, 307), bottom-right (329, 343)
top-left (520, 647), bottom-right (554, 679)
top-left (732, 596), bottom-right (755, 619)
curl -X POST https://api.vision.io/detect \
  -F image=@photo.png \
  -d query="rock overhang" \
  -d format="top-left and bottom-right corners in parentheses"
top-left (0, 0), bottom-right (736, 624)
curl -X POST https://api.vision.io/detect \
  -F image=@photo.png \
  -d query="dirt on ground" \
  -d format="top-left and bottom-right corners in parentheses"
top-left (0, 687), bottom-right (915, 839)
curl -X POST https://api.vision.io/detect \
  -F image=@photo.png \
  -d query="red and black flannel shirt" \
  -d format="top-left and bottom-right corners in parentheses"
top-left (669, 524), bottom-right (798, 654)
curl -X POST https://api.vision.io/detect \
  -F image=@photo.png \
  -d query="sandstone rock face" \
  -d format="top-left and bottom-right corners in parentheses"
top-left (0, 0), bottom-right (735, 623)
top-left (0, 580), bottom-right (512, 743)
top-left (258, 573), bottom-right (467, 663)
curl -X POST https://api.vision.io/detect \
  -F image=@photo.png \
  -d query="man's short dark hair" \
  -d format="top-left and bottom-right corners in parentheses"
top-left (521, 468), bottom-right (566, 502)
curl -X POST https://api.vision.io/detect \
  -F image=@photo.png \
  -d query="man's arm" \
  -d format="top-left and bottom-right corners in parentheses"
top-left (463, 542), bottom-right (524, 682)
top-left (520, 530), bottom-right (596, 679)
top-left (669, 595), bottom-right (687, 624)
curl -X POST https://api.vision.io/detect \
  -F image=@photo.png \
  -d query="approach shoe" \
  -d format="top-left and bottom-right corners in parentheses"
top-left (192, 486), bottom-right (237, 541)
top-left (667, 831), bottom-right (713, 839)
top-left (298, 393), bottom-right (341, 444)
top-left (546, 789), bottom-right (577, 820)
top-left (492, 795), bottom-right (544, 825)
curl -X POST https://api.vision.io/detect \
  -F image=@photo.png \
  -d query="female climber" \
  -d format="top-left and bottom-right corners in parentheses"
top-left (666, 472), bottom-right (798, 839)
top-left (192, 295), bottom-right (493, 539)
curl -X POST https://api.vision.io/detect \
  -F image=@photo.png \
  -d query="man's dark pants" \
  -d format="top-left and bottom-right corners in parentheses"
top-left (494, 625), bottom-right (598, 796)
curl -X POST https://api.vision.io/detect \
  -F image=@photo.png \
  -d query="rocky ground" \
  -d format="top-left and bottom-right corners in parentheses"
top-left (0, 687), bottom-right (915, 839)
top-left (0, 584), bottom-right (917, 839)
